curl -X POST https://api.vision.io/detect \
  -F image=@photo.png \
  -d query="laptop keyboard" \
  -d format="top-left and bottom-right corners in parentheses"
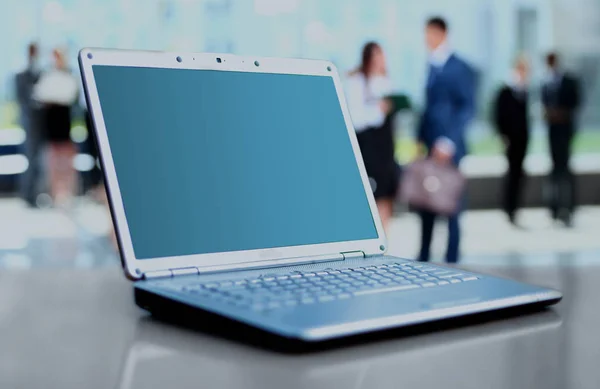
top-left (176, 262), bottom-right (479, 313)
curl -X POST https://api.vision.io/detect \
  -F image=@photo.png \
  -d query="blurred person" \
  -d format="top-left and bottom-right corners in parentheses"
top-left (346, 42), bottom-right (396, 232)
top-left (542, 53), bottom-right (582, 227)
top-left (417, 17), bottom-right (476, 264)
top-left (79, 83), bottom-right (103, 198)
top-left (33, 48), bottom-right (79, 208)
top-left (494, 56), bottom-right (531, 226)
top-left (15, 43), bottom-right (44, 207)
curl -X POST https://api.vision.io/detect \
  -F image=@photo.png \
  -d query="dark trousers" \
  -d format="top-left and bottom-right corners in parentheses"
top-left (419, 210), bottom-right (461, 264)
top-left (19, 112), bottom-right (45, 205)
top-left (548, 124), bottom-right (576, 218)
top-left (504, 135), bottom-right (529, 217)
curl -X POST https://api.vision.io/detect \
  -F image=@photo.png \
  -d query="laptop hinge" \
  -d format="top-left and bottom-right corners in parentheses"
top-left (341, 251), bottom-right (366, 260)
top-left (144, 267), bottom-right (200, 280)
top-left (142, 254), bottom-right (346, 280)
top-left (144, 270), bottom-right (173, 280)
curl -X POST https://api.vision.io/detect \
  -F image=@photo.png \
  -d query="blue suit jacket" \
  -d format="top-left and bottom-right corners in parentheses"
top-left (419, 55), bottom-right (476, 163)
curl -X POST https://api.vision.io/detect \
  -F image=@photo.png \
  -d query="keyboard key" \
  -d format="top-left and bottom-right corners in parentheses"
top-left (301, 298), bottom-right (316, 305)
top-left (450, 279), bottom-right (462, 284)
top-left (267, 301), bottom-right (282, 309)
top-left (461, 276), bottom-right (479, 282)
top-left (353, 284), bottom-right (420, 296)
top-left (437, 281), bottom-right (450, 286)
top-left (317, 295), bottom-right (336, 302)
top-left (337, 293), bottom-right (352, 299)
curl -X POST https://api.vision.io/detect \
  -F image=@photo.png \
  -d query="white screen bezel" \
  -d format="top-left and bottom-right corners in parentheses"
top-left (79, 48), bottom-right (387, 280)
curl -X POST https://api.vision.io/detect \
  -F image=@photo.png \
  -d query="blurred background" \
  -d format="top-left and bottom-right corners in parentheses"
top-left (0, 0), bottom-right (599, 269)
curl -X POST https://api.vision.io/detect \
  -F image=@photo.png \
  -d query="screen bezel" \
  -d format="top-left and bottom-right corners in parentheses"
top-left (79, 48), bottom-right (387, 280)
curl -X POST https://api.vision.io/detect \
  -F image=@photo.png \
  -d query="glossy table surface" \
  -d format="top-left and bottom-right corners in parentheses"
top-left (1, 263), bottom-right (598, 389)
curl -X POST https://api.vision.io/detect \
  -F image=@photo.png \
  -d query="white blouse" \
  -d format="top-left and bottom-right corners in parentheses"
top-left (33, 69), bottom-right (79, 106)
top-left (345, 73), bottom-right (392, 133)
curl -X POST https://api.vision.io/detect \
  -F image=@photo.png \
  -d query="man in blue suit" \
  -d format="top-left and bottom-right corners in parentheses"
top-left (417, 17), bottom-right (476, 264)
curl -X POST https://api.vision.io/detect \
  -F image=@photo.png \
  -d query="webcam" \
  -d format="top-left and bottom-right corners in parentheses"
top-left (176, 56), bottom-right (182, 63)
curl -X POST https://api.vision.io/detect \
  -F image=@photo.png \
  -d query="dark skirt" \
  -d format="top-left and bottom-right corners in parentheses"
top-left (356, 116), bottom-right (398, 200)
top-left (43, 104), bottom-right (72, 143)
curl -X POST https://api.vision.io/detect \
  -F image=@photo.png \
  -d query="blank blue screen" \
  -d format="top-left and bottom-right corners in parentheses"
top-left (93, 66), bottom-right (377, 259)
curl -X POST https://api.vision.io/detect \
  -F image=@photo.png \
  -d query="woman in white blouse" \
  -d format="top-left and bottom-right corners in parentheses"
top-left (346, 42), bottom-right (396, 231)
top-left (34, 48), bottom-right (79, 207)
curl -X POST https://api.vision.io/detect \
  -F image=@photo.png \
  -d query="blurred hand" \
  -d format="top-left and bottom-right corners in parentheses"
top-left (379, 99), bottom-right (393, 115)
top-left (432, 145), bottom-right (453, 164)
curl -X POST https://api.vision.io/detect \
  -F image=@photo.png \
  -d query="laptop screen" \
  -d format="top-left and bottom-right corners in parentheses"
top-left (93, 66), bottom-right (378, 259)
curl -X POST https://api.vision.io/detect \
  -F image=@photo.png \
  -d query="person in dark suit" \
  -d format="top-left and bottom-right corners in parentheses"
top-left (542, 53), bottom-right (581, 227)
top-left (417, 17), bottom-right (476, 264)
top-left (15, 43), bottom-right (43, 207)
top-left (494, 57), bottom-right (530, 225)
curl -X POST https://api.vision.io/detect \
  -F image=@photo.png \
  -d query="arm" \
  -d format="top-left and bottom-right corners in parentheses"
top-left (493, 88), bottom-right (510, 137)
top-left (541, 84), bottom-right (550, 108)
top-left (451, 64), bottom-right (476, 143)
top-left (434, 63), bottom-right (476, 154)
top-left (15, 74), bottom-right (27, 107)
top-left (566, 76), bottom-right (582, 111)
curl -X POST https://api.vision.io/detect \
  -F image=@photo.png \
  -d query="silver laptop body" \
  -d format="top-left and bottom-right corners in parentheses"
top-left (79, 49), bottom-right (561, 343)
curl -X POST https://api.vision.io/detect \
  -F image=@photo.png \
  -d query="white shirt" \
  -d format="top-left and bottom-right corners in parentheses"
top-left (33, 69), bottom-right (78, 106)
top-left (345, 73), bottom-right (392, 133)
top-left (429, 41), bottom-right (452, 68)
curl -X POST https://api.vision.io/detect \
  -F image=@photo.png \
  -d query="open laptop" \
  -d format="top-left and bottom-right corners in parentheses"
top-left (79, 49), bottom-right (561, 344)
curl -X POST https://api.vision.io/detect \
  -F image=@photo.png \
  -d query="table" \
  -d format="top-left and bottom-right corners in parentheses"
top-left (1, 264), bottom-right (598, 389)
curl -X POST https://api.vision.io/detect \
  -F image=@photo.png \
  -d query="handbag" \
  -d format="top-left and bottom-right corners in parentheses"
top-left (400, 158), bottom-right (466, 216)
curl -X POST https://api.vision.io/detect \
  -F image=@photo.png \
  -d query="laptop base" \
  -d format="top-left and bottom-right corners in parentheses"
top-left (135, 284), bottom-right (560, 353)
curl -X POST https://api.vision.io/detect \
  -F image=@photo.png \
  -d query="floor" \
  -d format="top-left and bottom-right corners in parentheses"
top-left (0, 197), bottom-right (599, 269)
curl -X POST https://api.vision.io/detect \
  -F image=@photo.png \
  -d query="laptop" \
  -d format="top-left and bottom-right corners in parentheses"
top-left (79, 49), bottom-right (562, 344)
